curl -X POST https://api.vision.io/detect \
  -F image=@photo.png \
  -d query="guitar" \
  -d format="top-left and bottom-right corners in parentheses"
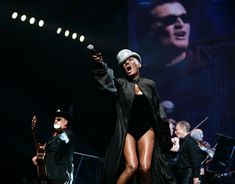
top-left (31, 115), bottom-right (47, 180)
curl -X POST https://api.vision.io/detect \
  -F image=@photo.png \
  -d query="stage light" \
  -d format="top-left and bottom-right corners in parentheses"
top-left (79, 35), bottom-right (85, 42)
top-left (72, 33), bottom-right (77, 39)
top-left (10, 11), bottom-right (89, 43)
top-left (29, 17), bottom-right (35, 24)
top-left (12, 12), bottom-right (18, 19)
top-left (38, 20), bottom-right (44, 27)
top-left (56, 27), bottom-right (62, 34)
top-left (64, 30), bottom-right (70, 37)
top-left (21, 14), bottom-right (27, 22)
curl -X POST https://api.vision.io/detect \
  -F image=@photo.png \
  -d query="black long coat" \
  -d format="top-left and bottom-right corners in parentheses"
top-left (93, 61), bottom-right (176, 184)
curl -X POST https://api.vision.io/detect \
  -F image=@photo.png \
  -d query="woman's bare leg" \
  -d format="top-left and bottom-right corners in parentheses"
top-left (116, 133), bottom-right (138, 184)
top-left (137, 128), bottom-right (155, 184)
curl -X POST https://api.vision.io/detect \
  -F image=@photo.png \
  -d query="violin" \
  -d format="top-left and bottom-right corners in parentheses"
top-left (198, 141), bottom-right (215, 158)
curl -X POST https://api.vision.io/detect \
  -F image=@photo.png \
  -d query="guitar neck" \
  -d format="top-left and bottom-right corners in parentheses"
top-left (31, 115), bottom-right (46, 153)
top-left (31, 115), bottom-right (47, 179)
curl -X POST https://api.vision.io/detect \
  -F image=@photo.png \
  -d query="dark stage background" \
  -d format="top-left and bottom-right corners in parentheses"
top-left (1, 0), bottom-right (235, 183)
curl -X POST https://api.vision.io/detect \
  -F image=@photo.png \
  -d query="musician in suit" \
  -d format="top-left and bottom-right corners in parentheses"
top-left (175, 121), bottom-right (202, 184)
top-left (167, 118), bottom-right (180, 183)
top-left (32, 108), bottom-right (75, 184)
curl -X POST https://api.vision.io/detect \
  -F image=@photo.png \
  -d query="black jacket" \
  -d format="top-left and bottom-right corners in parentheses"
top-left (45, 129), bottom-right (75, 184)
top-left (178, 134), bottom-right (202, 178)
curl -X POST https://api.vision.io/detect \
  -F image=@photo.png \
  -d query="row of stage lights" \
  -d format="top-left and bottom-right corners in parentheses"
top-left (11, 12), bottom-right (85, 42)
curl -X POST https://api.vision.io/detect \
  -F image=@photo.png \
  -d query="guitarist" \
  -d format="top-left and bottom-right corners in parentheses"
top-left (32, 108), bottom-right (76, 184)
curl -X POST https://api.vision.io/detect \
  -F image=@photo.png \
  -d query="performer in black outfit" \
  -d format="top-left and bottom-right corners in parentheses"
top-left (165, 119), bottom-right (180, 183)
top-left (175, 121), bottom-right (202, 184)
top-left (90, 48), bottom-right (176, 184)
top-left (32, 108), bottom-right (75, 184)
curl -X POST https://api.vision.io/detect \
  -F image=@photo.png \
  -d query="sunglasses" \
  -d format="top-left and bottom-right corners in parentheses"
top-left (156, 14), bottom-right (190, 26)
top-left (55, 117), bottom-right (62, 121)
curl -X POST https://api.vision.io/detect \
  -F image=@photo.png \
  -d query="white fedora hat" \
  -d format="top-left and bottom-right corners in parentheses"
top-left (117, 49), bottom-right (142, 66)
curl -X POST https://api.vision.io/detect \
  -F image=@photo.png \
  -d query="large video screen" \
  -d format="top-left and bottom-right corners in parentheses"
top-left (128, 0), bottom-right (235, 144)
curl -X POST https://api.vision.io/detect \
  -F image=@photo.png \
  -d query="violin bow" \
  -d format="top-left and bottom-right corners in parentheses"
top-left (190, 116), bottom-right (209, 132)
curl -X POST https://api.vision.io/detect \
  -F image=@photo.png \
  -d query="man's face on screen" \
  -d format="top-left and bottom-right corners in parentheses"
top-left (149, 2), bottom-right (190, 50)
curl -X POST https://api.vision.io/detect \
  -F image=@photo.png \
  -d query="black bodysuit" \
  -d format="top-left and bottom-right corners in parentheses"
top-left (128, 94), bottom-right (153, 140)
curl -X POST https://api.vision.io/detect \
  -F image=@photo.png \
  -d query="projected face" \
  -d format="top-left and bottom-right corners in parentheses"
top-left (149, 2), bottom-right (190, 50)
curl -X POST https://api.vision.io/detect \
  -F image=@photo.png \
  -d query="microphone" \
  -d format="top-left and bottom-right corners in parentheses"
top-left (87, 44), bottom-right (100, 56)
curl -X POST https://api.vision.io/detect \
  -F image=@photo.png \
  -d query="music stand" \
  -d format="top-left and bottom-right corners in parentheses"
top-left (207, 133), bottom-right (235, 174)
top-left (73, 152), bottom-right (104, 184)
